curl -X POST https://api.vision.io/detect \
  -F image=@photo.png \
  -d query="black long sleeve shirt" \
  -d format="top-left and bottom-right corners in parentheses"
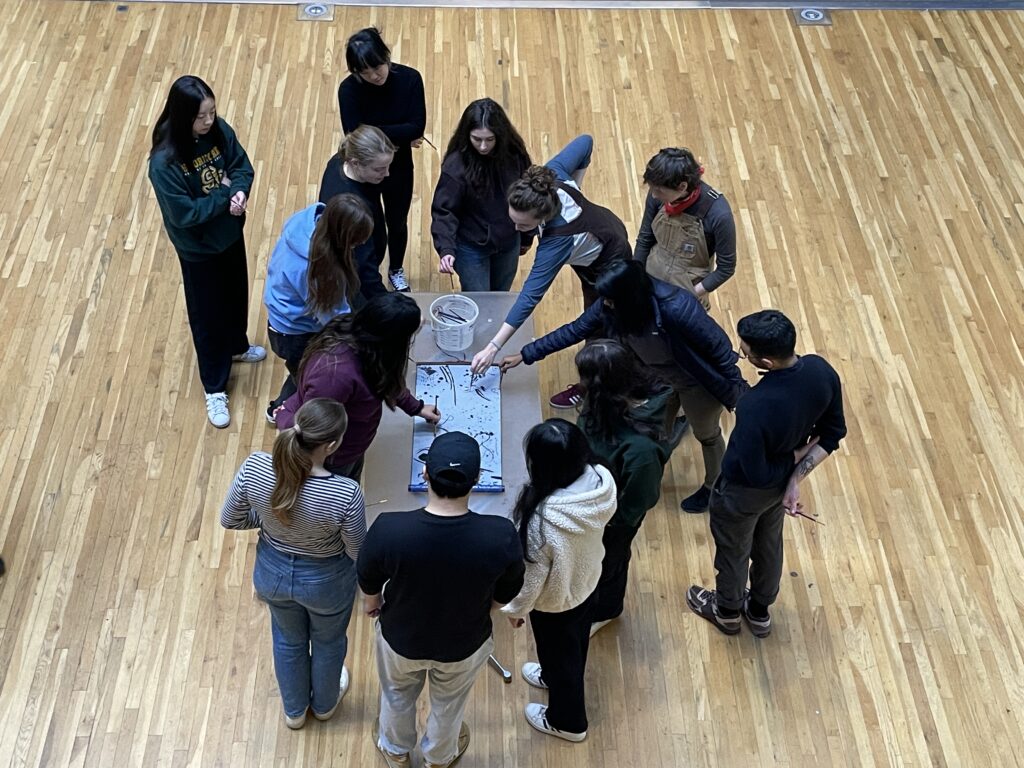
top-left (338, 64), bottom-right (426, 172)
top-left (356, 509), bottom-right (525, 662)
top-left (318, 155), bottom-right (388, 300)
top-left (720, 354), bottom-right (847, 489)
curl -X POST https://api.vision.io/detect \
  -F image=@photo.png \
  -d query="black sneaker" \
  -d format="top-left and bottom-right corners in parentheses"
top-left (686, 585), bottom-right (741, 635)
top-left (742, 594), bottom-right (772, 638)
top-left (681, 485), bottom-right (711, 513)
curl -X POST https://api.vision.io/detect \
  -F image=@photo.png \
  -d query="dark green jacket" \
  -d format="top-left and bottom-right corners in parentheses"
top-left (148, 117), bottom-right (254, 261)
top-left (578, 386), bottom-right (680, 528)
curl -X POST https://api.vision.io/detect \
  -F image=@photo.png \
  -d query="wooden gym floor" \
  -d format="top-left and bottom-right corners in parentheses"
top-left (1, 2), bottom-right (1023, 766)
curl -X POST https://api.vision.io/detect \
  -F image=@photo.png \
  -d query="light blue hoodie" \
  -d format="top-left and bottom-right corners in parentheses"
top-left (264, 203), bottom-right (351, 334)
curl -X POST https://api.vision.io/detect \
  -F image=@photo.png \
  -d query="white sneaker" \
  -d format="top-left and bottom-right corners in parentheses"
top-left (388, 269), bottom-right (410, 292)
top-left (284, 708), bottom-right (307, 729)
top-left (524, 703), bottom-right (586, 742)
top-left (232, 344), bottom-right (267, 363)
top-left (313, 665), bottom-right (349, 721)
top-left (521, 662), bottom-right (547, 689)
top-left (205, 392), bottom-right (230, 428)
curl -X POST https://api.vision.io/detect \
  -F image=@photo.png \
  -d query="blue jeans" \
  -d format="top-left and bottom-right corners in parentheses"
top-left (545, 134), bottom-right (593, 184)
top-left (253, 539), bottom-right (358, 717)
top-left (454, 238), bottom-right (520, 292)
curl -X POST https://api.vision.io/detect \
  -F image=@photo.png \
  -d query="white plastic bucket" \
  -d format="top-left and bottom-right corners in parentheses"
top-left (429, 294), bottom-right (479, 353)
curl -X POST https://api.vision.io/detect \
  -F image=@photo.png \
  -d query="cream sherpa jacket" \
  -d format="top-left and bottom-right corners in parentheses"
top-left (502, 464), bottom-right (617, 618)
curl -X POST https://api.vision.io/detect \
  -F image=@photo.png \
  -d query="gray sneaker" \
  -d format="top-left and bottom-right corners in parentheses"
top-left (232, 344), bottom-right (267, 363)
top-left (742, 595), bottom-right (772, 638)
top-left (686, 585), bottom-right (741, 635)
top-left (205, 392), bottom-right (230, 428)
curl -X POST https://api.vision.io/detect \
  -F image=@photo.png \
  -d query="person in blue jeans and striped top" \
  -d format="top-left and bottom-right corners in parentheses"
top-left (469, 134), bottom-right (631, 407)
top-left (221, 398), bottom-right (367, 729)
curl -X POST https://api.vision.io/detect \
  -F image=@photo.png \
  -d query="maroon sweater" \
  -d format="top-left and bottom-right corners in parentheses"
top-left (276, 344), bottom-right (422, 470)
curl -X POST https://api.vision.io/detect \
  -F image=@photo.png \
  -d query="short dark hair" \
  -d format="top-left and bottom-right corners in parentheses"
top-left (737, 310), bottom-right (797, 359)
top-left (427, 471), bottom-right (476, 499)
top-left (345, 27), bottom-right (391, 74)
top-left (643, 147), bottom-right (702, 192)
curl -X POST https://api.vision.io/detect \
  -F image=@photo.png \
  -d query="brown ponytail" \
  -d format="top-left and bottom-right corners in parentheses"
top-left (507, 165), bottom-right (562, 222)
top-left (270, 398), bottom-right (349, 523)
top-left (307, 193), bottom-right (373, 316)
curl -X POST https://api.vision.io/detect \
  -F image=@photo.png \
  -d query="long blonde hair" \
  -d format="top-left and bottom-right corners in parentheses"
top-left (270, 399), bottom-right (348, 523)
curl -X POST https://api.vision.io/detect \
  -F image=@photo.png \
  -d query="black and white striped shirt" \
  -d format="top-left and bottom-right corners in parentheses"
top-left (221, 452), bottom-right (366, 560)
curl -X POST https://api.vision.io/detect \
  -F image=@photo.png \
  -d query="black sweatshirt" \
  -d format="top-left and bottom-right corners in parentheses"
top-left (318, 155), bottom-right (388, 300)
top-left (356, 509), bottom-right (525, 662)
top-left (338, 64), bottom-right (426, 172)
top-left (720, 355), bottom-right (847, 489)
top-left (430, 150), bottom-right (531, 257)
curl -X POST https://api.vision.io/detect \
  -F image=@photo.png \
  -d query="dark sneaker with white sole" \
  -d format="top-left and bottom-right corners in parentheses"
top-left (549, 383), bottom-right (584, 409)
top-left (388, 269), bottom-right (410, 292)
top-left (680, 485), bottom-right (711, 513)
top-left (742, 595), bottom-right (772, 638)
top-left (686, 585), bottom-right (741, 635)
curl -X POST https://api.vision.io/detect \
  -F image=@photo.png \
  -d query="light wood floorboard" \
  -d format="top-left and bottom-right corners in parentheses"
top-left (1, 2), bottom-right (1023, 766)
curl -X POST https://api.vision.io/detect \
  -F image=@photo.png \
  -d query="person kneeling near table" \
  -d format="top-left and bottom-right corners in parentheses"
top-left (357, 432), bottom-right (525, 768)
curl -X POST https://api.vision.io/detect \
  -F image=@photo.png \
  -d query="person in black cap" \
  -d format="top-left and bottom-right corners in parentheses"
top-left (357, 431), bottom-right (525, 768)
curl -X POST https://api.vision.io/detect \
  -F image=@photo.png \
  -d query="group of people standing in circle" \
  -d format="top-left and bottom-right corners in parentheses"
top-left (147, 23), bottom-right (848, 768)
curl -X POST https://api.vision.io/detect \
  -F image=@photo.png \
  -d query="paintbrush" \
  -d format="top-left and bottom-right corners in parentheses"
top-left (791, 508), bottom-right (824, 525)
top-left (422, 135), bottom-right (438, 150)
top-left (433, 395), bottom-right (439, 436)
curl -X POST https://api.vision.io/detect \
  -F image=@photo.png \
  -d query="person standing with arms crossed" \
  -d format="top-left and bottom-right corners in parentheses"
top-left (339, 28), bottom-right (426, 293)
top-left (686, 310), bottom-right (847, 637)
top-left (148, 75), bottom-right (265, 428)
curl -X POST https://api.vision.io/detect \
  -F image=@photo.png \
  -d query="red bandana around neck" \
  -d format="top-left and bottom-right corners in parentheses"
top-left (663, 165), bottom-right (706, 216)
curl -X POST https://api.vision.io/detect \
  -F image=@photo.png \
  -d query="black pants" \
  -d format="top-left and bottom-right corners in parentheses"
top-left (709, 477), bottom-right (786, 611)
top-left (380, 160), bottom-right (413, 272)
top-left (178, 238), bottom-right (251, 393)
top-left (529, 589), bottom-right (596, 734)
top-left (267, 325), bottom-right (317, 409)
top-left (592, 524), bottom-right (641, 622)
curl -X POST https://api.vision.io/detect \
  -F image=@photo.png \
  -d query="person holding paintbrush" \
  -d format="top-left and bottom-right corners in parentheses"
top-left (686, 310), bottom-right (846, 638)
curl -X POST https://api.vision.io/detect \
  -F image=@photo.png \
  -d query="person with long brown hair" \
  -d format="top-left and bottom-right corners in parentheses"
top-left (221, 398), bottom-right (367, 730)
top-left (431, 98), bottom-right (532, 291)
top-left (275, 292), bottom-right (441, 481)
top-left (264, 193), bottom-right (373, 419)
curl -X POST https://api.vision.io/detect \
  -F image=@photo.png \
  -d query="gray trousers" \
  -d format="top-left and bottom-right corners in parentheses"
top-left (709, 478), bottom-right (786, 611)
top-left (375, 623), bottom-right (493, 765)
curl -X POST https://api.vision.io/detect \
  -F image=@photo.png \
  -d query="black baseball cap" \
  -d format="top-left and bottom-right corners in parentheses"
top-left (425, 431), bottom-right (481, 485)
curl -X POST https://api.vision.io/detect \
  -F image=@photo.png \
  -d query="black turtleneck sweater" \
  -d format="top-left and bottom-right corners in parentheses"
top-left (338, 64), bottom-right (426, 172)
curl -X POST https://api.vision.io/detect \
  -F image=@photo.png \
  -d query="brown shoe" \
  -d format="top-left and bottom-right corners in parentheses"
top-left (372, 718), bottom-right (411, 767)
top-left (424, 722), bottom-right (471, 768)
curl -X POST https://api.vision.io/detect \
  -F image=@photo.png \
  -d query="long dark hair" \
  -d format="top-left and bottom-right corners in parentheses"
top-left (576, 340), bottom-right (665, 444)
top-left (150, 75), bottom-right (222, 163)
top-left (595, 260), bottom-right (656, 336)
top-left (306, 194), bottom-right (372, 315)
top-left (512, 418), bottom-right (592, 561)
top-left (444, 98), bottom-right (531, 193)
top-left (270, 398), bottom-right (348, 524)
top-left (298, 293), bottom-right (421, 408)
